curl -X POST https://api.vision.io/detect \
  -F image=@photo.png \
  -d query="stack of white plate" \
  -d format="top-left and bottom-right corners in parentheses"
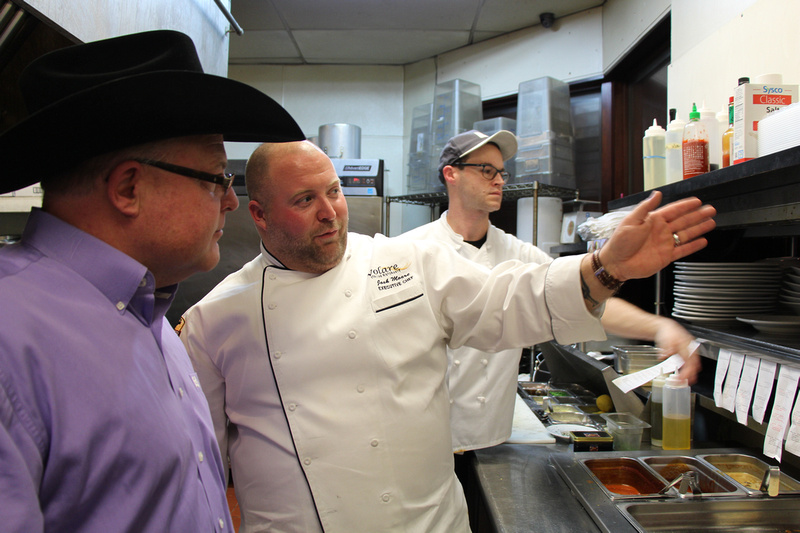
top-left (672, 261), bottom-right (782, 324)
top-left (780, 265), bottom-right (800, 314)
top-left (758, 103), bottom-right (800, 157)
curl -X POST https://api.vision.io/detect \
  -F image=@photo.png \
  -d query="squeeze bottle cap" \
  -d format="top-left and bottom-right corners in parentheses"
top-left (688, 103), bottom-right (700, 121)
top-left (699, 101), bottom-right (715, 119)
top-left (666, 372), bottom-right (688, 387)
top-left (667, 115), bottom-right (686, 131)
top-left (644, 118), bottom-right (666, 137)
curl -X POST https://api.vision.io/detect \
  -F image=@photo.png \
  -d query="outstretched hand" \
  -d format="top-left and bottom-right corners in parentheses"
top-left (599, 191), bottom-right (716, 282)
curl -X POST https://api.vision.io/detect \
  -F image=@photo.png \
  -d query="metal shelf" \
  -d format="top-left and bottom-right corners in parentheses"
top-left (386, 182), bottom-right (579, 245)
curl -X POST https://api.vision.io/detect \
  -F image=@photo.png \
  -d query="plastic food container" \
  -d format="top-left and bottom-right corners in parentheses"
top-left (601, 412), bottom-right (650, 451)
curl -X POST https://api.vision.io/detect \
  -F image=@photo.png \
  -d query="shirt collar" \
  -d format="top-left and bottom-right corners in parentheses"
top-left (22, 209), bottom-right (175, 323)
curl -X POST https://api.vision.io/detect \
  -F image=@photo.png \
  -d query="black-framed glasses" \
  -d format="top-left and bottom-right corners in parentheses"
top-left (133, 158), bottom-right (234, 191)
top-left (455, 162), bottom-right (510, 183)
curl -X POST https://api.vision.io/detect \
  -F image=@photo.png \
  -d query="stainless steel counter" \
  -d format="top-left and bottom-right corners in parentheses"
top-left (471, 443), bottom-right (602, 533)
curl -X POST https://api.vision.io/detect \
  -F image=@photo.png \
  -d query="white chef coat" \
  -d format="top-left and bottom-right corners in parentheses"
top-left (400, 212), bottom-right (555, 452)
top-left (180, 232), bottom-right (605, 533)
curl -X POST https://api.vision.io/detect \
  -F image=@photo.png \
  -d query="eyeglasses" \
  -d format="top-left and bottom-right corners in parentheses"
top-left (133, 158), bottom-right (234, 191)
top-left (455, 162), bottom-right (510, 183)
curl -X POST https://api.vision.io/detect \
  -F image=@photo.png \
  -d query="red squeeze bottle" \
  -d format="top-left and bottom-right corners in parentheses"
top-left (682, 103), bottom-right (709, 179)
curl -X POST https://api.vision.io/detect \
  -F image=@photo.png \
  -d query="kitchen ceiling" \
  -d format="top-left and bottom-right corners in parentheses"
top-left (228, 0), bottom-right (605, 66)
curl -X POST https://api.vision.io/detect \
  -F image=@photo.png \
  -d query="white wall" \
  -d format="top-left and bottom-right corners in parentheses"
top-left (669, 0), bottom-right (800, 122)
top-left (18, 0), bottom-right (232, 75)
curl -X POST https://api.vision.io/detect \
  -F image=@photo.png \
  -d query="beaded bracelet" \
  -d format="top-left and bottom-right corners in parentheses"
top-left (591, 250), bottom-right (624, 292)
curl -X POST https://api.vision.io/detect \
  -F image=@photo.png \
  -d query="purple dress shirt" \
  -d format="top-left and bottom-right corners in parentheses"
top-left (0, 209), bottom-right (231, 532)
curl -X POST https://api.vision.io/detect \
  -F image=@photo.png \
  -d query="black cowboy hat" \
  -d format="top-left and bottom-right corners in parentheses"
top-left (0, 30), bottom-right (305, 194)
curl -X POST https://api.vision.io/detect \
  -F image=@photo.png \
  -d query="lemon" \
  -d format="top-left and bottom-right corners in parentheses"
top-left (596, 394), bottom-right (613, 413)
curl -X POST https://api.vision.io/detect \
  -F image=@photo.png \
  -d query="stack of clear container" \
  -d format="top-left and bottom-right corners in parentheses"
top-left (429, 79), bottom-right (483, 191)
top-left (407, 103), bottom-right (433, 193)
top-left (473, 117), bottom-right (517, 182)
top-left (514, 76), bottom-right (576, 188)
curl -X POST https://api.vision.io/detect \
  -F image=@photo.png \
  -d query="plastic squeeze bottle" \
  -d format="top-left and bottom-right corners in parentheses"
top-left (682, 103), bottom-right (709, 180)
top-left (650, 371), bottom-right (666, 447)
top-left (662, 373), bottom-right (691, 450)
top-left (722, 96), bottom-right (734, 168)
top-left (642, 119), bottom-right (666, 190)
top-left (665, 111), bottom-right (686, 184)
top-left (698, 102), bottom-right (720, 170)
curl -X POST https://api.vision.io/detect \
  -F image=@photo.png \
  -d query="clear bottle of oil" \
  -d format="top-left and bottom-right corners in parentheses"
top-left (721, 96), bottom-right (734, 168)
top-left (662, 373), bottom-right (691, 450)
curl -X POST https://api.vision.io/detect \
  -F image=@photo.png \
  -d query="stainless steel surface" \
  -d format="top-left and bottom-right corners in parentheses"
top-left (551, 450), bottom-right (798, 533)
top-left (346, 195), bottom-right (383, 236)
top-left (319, 123), bottom-right (361, 159)
top-left (617, 498), bottom-right (800, 533)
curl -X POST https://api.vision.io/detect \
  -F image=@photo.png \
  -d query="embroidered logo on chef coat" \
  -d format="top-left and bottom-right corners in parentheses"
top-left (367, 262), bottom-right (414, 292)
top-left (368, 262), bottom-right (423, 313)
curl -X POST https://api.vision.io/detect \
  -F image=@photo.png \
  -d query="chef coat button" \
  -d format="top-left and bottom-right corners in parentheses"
top-left (273, 352), bottom-right (281, 359)
top-left (450, 398), bottom-right (454, 405)
top-left (348, 330), bottom-right (357, 339)
top-left (481, 358), bottom-right (488, 366)
top-left (115, 301), bottom-right (125, 311)
top-left (477, 396), bottom-right (486, 404)
top-left (453, 359), bottom-right (461, 366)
top-left (381, 493), bottom-right (391, 502)
top-left (371, 439), bottom-right (379, 447)
top-left (198, 451), bottom-right (204, 463)
top-left (288, 403), bottom-right (297, 411)
top-left (219, 518), bottom-right (225, 528)
top-left (344, 289), bottom-right (352, 297)
top-left (269, 273), bottom-right (277, 280)
top-left (304, 458), bottom-right (311, 465)
top-left (268, 303), bottom-right (277, 310)
top-left (178, 387), bottom-right (185, 398)
top-left (357, 385), bottom-right (365, 393)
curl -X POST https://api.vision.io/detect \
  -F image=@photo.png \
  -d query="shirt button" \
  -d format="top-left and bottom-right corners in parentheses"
top-left (481, 358), bottom-right (489, 366)
top-left (115, 301), bottom-right (125, 311)
top-left (348, 330), bottom-right (357, 339)
top-left (344, 289), bottom-right (353, 297)
top-left (288, 403), bottom-right (297, 411)
top-left (178, 387), bottom-right (185, 398)
top-left (139, 278), bottom-right (147, 288)
top-left (198, 451), bottom-right (204, 463)
top-left (381, 493), bottom-right (391, 502)
top-left (370, 439), bottom-right (379, 447)
top-left (304, 458), bottom-right (311, 465)
top-left (477, 396), bottom-right (486, 404)
top-left (357, 385), bottom-right (365, 393)
top-left (269, 274), bottom-right (277, 280)
top-left (219, 518), bottom-right (225, 528)
top-left (450, 398), bottom-right (454, 405)
top-left (453, 359), bottom-right (461, 366)
top-left (268, 303), bottom-right (277, 310)
top-left (274, 352), bottom-right (281, 359)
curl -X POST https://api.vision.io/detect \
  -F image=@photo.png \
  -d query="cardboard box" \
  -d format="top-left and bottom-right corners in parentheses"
top-left (733, 80), bottom-right (797, 164)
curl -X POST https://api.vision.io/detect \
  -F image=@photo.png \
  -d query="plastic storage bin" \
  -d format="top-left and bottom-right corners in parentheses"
top-left (601, 412), bottom-right (650, 451)
top-left (407, 103), bottom-right (434, 193)
top-left (516, 76), bottom-right (573, 142)
top-left (429, 79), bottom-right (483, 191)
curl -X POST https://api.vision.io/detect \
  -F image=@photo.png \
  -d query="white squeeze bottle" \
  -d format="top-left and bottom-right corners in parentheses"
top-left (699, 101), bottom-right (720, 170)
top-left (642, 119), bottom-right (666, 190)
top-left (665, 110), bottom-right (686, 184)
top-left (662, 372), bottom-right (691, 450)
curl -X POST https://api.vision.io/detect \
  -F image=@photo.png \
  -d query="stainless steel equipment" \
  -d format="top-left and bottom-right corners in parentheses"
top-left (332, 158), bottom-right (385, 236)
top-left (319, 123), bottom-right (361, 159)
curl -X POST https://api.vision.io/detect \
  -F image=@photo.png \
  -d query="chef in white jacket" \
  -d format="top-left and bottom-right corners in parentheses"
top-left (178, 140), bottom-right (715, 533)
top-left (400, 130), bottom-right (700, 454)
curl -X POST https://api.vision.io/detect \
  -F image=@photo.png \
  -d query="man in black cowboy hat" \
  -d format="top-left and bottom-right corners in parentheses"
top-left (0, 30), bottom-right (304, 532)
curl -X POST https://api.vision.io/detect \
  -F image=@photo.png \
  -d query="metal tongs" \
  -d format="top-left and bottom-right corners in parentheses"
top-left (659, 470), bottom-right (703, 498)
top-left (760, 465), bottom-right (781, 497)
